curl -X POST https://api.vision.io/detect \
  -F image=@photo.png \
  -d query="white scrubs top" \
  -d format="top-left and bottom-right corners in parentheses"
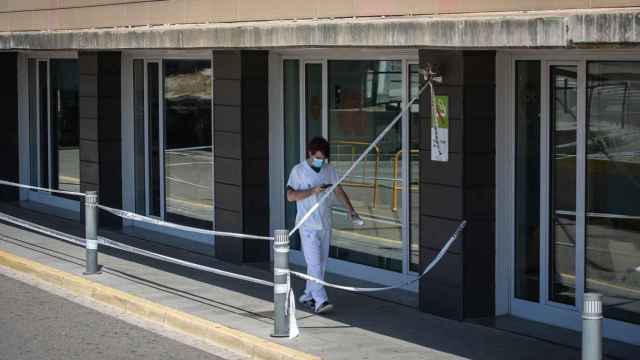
top-left (287, 160), bottom-right (339, 231)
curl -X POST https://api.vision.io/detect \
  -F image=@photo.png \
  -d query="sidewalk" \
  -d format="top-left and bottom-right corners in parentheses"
top-left (0, 203), bottom-right (637, 360)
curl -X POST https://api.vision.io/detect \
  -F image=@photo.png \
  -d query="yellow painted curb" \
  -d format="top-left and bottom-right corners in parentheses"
top-left (0, 249), bottom-right (320, 360)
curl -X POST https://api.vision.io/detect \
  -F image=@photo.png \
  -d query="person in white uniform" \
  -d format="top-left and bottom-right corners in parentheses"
top-left (287, 137), bottom-right (362, 314)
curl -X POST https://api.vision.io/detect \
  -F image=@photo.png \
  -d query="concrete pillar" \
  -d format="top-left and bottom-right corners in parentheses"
top-left (418, 50), bottom-right (496, 320)
top-left (212, 50), bottom-right (270, 263)
top-left (78, 52), bottom-right (122, 228)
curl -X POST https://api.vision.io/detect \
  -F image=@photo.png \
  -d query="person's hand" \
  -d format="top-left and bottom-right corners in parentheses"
top-left (350, 210), bottom-right (364, 226)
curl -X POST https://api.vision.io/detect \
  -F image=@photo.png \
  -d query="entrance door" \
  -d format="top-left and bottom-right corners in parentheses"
top-left (282, 55), bottom-right (421, 287)
top-left (129, 56), bottom-right (214, 232)
top-left (25, 57), bottom-right (80, 213)
top-left (511, 57), bottom-right (640, 345)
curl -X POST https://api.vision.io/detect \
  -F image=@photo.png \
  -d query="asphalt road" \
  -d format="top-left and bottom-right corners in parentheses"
top-left (0, 274), bottom-right (224, 360)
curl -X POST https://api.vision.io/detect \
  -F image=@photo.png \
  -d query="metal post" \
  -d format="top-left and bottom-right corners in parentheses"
top-left (272, 229), bottom-right (290, 337)
top-left (582, 293), bottom-right (603, 360)
top-left (84, 190), bottom-right (100, 275)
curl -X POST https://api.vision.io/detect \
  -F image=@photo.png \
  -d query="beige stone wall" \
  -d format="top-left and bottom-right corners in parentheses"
top-left (1, 0), bottom-right (639, 32)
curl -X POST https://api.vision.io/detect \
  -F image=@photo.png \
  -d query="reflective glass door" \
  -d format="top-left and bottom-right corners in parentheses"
top-left (548, 65), bottom-right (579, 306)
top-left (283, 57), bottom-right (419, 276)
top-left (513, 58), bottom-right (640, 343)
top-left (327, 60), bottom-right (403, 272)
top-left (27, 57), bottom-right (80, 210)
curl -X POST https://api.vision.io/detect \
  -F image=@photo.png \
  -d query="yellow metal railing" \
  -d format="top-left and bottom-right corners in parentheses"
top-left (334, 140), bottom-right (381, 209)
top-left (392, 149), bottom-right (420, 212)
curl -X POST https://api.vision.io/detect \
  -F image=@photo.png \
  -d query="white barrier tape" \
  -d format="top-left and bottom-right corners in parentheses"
top-left (0, 210), bottom-right (273, 287)
top-left (290, 221), bottom-right (466, 292)
top-left (288, 289), bottom-right (300, 338)
top-left (97, 205), bottom-right (274, 241)
top-left (86, 239), bottom-right (98, 250)
top-left (97, 236), bottom-right (274, 287)
top-left (289, 80), bottom-right (432, 237)
top-left (274, 283), bottom-right (289, 294)
top-left (274, 248), bottom-right (289, 253)
top-left (0, 211), bottom-right (86, 247)
top-left (0, 179), bottom-right (86, 198)
top-left (286, 274), bottom-right (299, 339)
top-left (274, 268), bottom-right (289, 276)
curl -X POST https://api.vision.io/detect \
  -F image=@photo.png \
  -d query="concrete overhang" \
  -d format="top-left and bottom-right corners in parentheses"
top-left (0, 8), bottom-right (639, 50)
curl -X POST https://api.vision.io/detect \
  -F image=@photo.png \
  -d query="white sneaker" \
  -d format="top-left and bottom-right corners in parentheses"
top-left (315, 301), bottom-right (334, 314)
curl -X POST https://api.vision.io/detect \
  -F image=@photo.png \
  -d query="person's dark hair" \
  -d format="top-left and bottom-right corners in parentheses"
top-left (307, 136), bottom-right (330, 158)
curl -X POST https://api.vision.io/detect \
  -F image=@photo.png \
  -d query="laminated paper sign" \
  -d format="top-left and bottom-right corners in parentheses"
top-left (431, 95), bottom-right (449, 162)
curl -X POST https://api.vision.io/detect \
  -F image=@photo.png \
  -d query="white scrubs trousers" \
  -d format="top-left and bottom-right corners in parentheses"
top-left (299, 228), bottom-right (331, 305)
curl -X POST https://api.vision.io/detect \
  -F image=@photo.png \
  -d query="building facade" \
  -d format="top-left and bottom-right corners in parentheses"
top-left (0, 1), bottom-right (639, 346)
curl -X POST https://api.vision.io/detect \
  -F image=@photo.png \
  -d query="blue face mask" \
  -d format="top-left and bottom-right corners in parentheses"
top-left (311, 158), bottom-right (325, 168)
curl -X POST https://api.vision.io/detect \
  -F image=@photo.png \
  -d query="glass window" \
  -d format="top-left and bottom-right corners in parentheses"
top-left (133, 59), bottom-right (146, 214)
top-left (38, 61), bottom-right (50, 188)
top-left (163, 60), bottom-right (213, 225)
top-left (305, 63), bottom-right (323, 142)
top-left (147, 62), bottom-right (161, 217)
top-left (28, 59), bottom-right (39, 187)
top-left (28, 59), bottom-right (79, 194)
top-left (284, 60), bottom-right (301, 249)
top-left (49, 59), bottom-right (80, 193)
top-left (549, 65), bottom-right (578, 306)
top-left (328, 60), bottom-right (403, 272)
top-left (586, 61), bottom-right (640, 324)
top-left (514, 61), bottom-right (541, 302)
top-left (408, 63), bottom-right (421, 272)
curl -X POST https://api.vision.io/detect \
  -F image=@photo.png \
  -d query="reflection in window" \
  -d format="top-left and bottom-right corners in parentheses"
top-left (586, 62), bottom-right (640, 324)
top-left (284, 60), bottom-right (302, 249)
top-left (163, 60), bottom-right (213, 225)
top-left (515, 61), bottom-right (541, 302)
top-left (409, 64), bottom-right (421, 272)
top-left (50, 59), bottom-right (80, 193)
top-left (306, 64), bottom-right (323, 142)
top-left (132, 59), bottom-right (146, 214)
top-left (28, 59), bottom-right (79, 194)
top-left (549, 65), bottom-right (577, 306)
top-left (38, 61), bottom-right (50, 188)
top-left (148, 62), bottom-right (161, 217)
top-left (328, 60), bottom-right (403, 271)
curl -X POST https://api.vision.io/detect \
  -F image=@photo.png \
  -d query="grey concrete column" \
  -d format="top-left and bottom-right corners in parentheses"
top-left (0, 52), bottom-right (19, 202)
top-left (418, 50), bottom-right (496, 320)
top-left (212, 50), bottom-right (270, 263)
top-left (78, 52), bottom-right (122, 228)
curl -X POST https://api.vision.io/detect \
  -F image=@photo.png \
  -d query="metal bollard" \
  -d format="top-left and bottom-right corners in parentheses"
top-left (83, 190), bottom-right (100, 275)
top-left (582, 293), bottom-right (603, 360)
top-left (272, 229), bottom-right (290, 337)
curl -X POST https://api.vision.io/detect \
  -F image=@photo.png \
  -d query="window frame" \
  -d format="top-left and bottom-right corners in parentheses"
top-left (121, 51), bottom-right (215, 238)
top-left (498, 49), bottom-right (640, 346)
top-left (18, 52), bottom-right (81, 214)
top-left (277, 50), bottom-right (421, 288)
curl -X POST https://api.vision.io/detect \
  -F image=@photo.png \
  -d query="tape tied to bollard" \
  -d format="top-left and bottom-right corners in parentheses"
top-left (274, 283), bottom-right (289, 294)
top-left (274, 268), bottom-right (289, 276)
top-left (86, 239), bottom-right (98, 250)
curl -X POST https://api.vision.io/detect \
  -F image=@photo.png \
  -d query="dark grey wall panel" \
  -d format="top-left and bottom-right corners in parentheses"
top-left (0, 53), bottom-right (19, 201)
top-left (213, 50), bottom-right (270, 264)
top-left (214, 132), bottom-right (242, 160)
top-left (79, 51), bottom-right (122, 228)
top-left (418, 49), bottom-right (496, 320)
